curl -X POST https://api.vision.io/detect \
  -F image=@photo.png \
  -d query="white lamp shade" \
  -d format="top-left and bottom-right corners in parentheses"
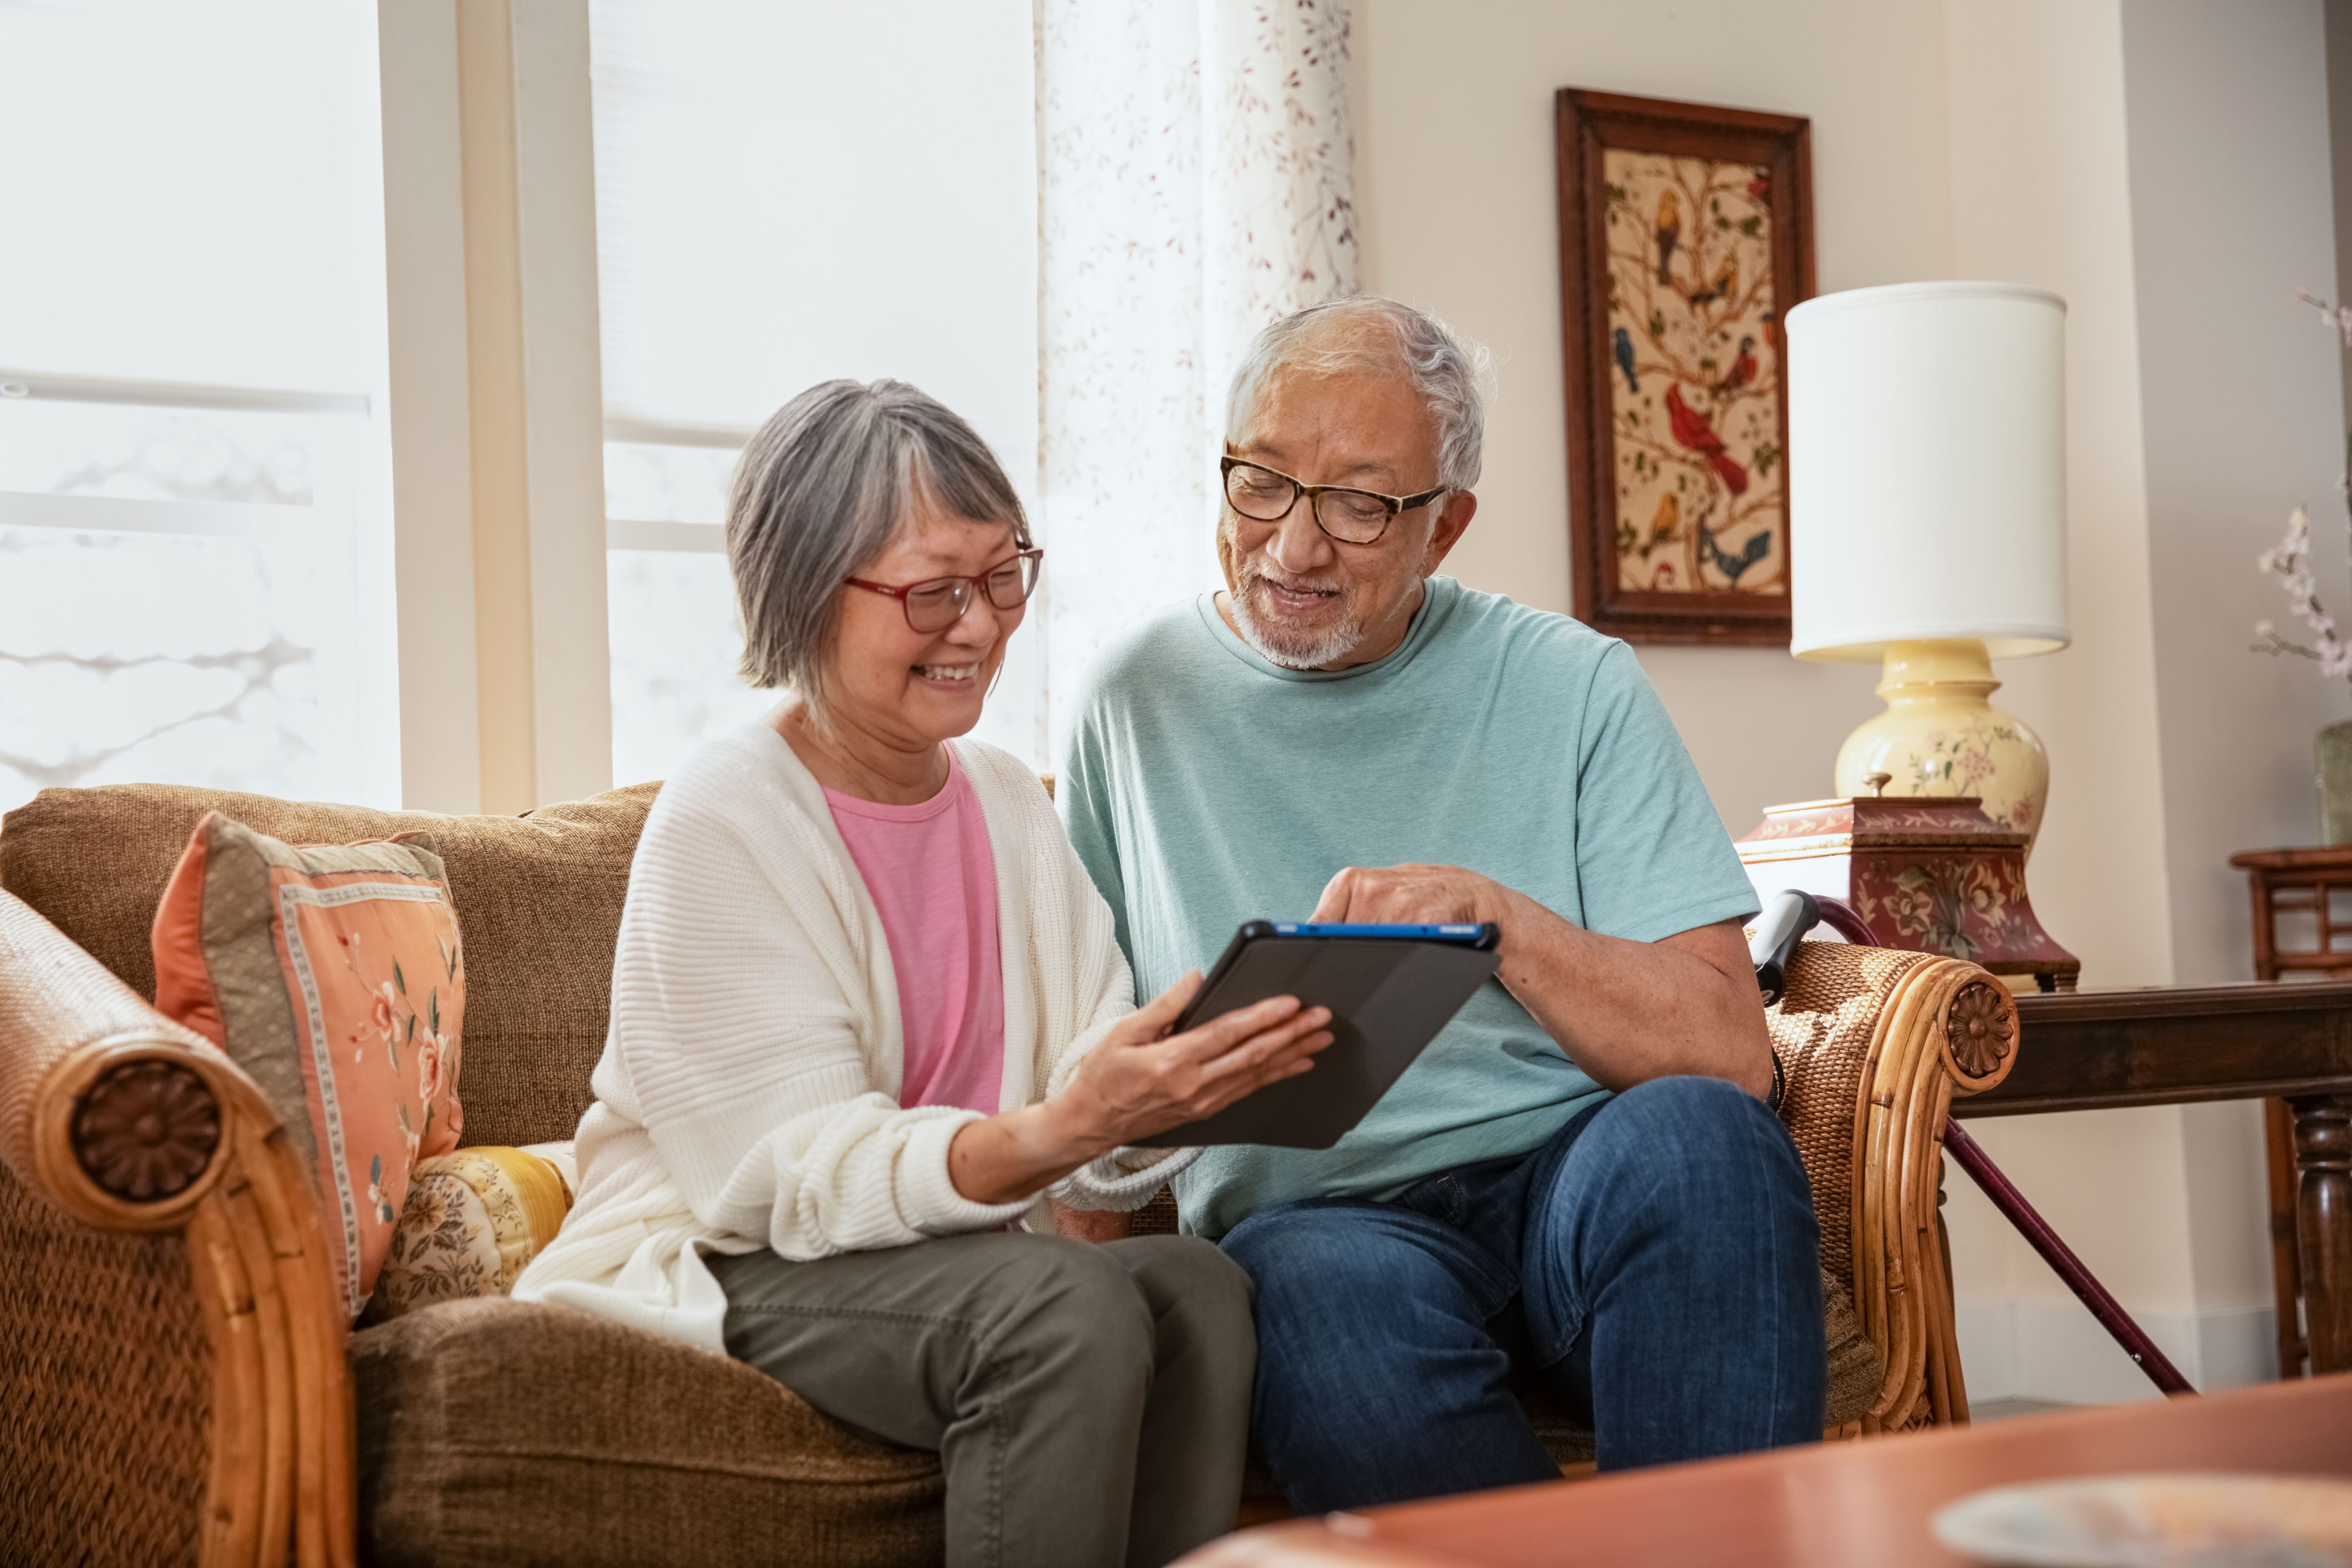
top-left (1786, 281), bottom-right (2071, 661)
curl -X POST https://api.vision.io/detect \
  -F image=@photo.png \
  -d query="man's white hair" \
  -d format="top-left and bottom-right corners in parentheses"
top-left (1224, 295), bottom-right (1491, 491)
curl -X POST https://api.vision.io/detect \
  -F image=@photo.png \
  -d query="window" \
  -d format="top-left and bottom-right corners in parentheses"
top-left (589, 0), bottom-right (1044, 782)
top-left (0, 0), bottom-right (397, 815)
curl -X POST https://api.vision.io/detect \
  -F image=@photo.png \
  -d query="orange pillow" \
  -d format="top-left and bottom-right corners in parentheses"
top-left (152, 812), bottom-right (467, 1318)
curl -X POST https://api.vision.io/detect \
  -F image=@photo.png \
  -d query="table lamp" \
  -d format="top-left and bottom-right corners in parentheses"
top-left (1785, 281), bottom-right (2071, 852)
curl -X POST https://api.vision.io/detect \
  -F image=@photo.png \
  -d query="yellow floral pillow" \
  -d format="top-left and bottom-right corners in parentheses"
top-left (370, 1143), bottom-right (574, 1320)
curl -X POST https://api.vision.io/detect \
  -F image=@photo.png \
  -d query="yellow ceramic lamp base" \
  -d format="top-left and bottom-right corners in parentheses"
top-left (1832, 639), bottom-right (2050, 856)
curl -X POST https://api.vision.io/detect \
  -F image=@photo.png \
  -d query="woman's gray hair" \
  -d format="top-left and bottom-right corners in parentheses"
top-left (727, 378), bottom-right (1029, 707)
top-left (1224, 296), bottom-right (1490, 491)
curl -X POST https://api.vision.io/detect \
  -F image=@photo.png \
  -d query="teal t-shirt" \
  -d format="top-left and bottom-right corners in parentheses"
top-left (1058, 576), bottom-right (1760, 1240)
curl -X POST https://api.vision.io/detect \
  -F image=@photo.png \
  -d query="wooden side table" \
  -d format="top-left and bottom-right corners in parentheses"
top-left (2231, 845), bottom-right (2352, 1380)
top-left (2237, 846), bottom-right (2352, 977)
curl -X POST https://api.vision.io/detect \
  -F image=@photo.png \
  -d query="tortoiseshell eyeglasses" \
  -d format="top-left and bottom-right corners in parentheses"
top-left (1220, 455), bottom-right (1447, 546)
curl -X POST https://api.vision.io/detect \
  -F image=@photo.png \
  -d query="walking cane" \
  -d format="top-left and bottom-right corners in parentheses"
top-left (1749, 889), bottom-right (2195, 1397)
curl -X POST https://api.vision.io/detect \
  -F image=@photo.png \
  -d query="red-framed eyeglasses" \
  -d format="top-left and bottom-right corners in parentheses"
top-left (843, 547), bottom-right (1044, 633)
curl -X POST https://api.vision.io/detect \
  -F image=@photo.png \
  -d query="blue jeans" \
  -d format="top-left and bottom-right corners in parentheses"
top-left (1221, 1076), bottom-right (1825, 1512)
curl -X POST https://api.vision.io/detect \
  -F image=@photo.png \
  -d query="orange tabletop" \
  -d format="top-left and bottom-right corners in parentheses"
top-left (1184, 1375), bottom-right (2352, 1567)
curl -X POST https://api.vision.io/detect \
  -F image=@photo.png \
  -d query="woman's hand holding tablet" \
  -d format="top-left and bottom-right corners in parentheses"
top-left (1135, 920), bottom-right (1502, 1150)
top-left (949, 973), bottom-right (1334, 1203)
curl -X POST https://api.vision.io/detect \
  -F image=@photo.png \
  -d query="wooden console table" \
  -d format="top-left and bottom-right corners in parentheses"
top-left (1952, 980), bottom-right (2352, 1376)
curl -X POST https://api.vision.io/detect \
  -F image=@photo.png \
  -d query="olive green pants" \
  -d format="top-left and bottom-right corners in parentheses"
top-left (708, 1231), bottom-right (1254, 1568)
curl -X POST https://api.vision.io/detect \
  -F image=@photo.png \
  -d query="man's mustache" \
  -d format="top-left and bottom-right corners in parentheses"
top-left (1240, 567), bottom-right (1348, 598)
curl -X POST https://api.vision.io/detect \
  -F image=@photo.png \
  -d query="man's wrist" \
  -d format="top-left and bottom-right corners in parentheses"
top-left (1477, 877), bottom-right (1534, 946)
top-left (1485, 880), bottom-right (1588, 1002)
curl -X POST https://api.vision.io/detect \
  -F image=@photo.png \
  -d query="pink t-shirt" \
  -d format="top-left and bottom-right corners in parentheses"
top-left (823, 752), bottom-right (1006, 1115)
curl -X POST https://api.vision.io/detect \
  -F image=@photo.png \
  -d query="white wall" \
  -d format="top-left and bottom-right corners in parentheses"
top-left (1941, 0), bottom-right (2344, 1398)
top-left (2125, 0), bottom-right (2345, 1364)
top-left (1351, 0), bottom-right (2342, 1402)
top-left (1931, 0), bottom-right (2201, 1399)
top-left (2125, 0), bottom-right (2348, 987)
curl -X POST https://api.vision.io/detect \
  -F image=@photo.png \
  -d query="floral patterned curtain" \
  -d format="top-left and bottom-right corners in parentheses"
top-left (1034, 0), bottom-right (1357, 761)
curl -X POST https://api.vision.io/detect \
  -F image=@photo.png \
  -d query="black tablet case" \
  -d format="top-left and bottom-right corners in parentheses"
top-left (1131, 932), bottom-right (1501, 1150)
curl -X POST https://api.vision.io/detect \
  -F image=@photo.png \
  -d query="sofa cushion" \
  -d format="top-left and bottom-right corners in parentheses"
top-left (351, 1297), bottom-right (942, 1568)
top-left (0, 782), bottom-right (657, 1148)
top-left (1820, 1269), bottom-right (1887, 1426)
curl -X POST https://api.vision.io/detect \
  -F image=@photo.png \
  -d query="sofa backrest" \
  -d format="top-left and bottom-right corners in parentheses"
top-left (0, 782), bottom-right (659, 1148)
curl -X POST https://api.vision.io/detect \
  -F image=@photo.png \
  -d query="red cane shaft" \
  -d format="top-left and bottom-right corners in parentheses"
top-left (1943, 1118), bottom-right (2197, 1397)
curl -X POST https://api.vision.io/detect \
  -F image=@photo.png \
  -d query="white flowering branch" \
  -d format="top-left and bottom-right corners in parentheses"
top-left (2255, 505), bottom-right (2352, 675)
top-left (2257, 292), bottom-right (2352, 684)
top-left (2294, 285), bottom-right (2352, 346)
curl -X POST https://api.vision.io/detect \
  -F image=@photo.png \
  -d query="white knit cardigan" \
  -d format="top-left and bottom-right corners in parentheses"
top-left (513, 724), bottom-right (1191, 1353)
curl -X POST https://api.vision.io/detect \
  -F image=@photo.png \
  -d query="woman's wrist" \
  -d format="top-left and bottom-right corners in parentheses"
top-left (946, 1098), bottom-right (1115, 1206)
top-left (1032, 1087), bottom-right (1121, 1167)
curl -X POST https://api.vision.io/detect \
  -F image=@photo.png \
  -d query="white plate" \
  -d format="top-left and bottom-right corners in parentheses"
top-left (1932, 1473), bottom-right (2352, 1567)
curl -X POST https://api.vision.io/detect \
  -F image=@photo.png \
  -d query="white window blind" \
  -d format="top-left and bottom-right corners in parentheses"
top-left (0, 0), bottom-right (397, 816)
top-left (589, 0), bottom-right (1043, 784)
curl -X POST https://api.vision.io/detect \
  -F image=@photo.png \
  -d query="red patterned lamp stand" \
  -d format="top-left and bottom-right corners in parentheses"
top-left (1736, 796), bottom-right (2080, 991)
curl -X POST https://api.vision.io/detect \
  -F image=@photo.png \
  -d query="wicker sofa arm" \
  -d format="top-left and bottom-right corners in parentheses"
top-left (0, 889), bottom-right (354, 1568)
top-left (1770, 941), bottom-right (2018, 1435)
top-left (0, 889), bottom-right (238, 1227)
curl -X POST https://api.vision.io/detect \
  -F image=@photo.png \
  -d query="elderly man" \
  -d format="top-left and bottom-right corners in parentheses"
top-left (1058, 296), bottom-right (1824, 1512)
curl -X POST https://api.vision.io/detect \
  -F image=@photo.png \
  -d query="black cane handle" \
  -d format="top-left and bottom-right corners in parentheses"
top-left (1748, 889), bottom-right (1820, 1008)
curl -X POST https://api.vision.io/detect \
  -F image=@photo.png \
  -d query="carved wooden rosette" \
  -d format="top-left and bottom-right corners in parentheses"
top-left (1943, 982), bottom-right (2018, 1084)
top-left (29, 1032), bottom-right (355, 1568)
top-left (32, 1034), bottom-right (234, 1233)
top-left (72, 1057), bottom-right (219, 1201)
top-left (1847, 958), bottom-right (2018, 1434)
top-left (1738, 796), bottom-right (2079, 990)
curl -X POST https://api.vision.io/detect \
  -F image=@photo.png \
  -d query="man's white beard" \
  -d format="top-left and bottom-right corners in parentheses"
top-left (1227, 565), bottom-right (1370, 670)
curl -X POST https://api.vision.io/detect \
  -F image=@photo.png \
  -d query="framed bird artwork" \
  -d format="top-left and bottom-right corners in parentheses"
top-left (1555, 88), bottom-right (1815, 645)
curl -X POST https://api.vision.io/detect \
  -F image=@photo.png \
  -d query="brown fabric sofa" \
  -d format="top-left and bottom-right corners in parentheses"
top-left (0, 782), bottom-right (2019, 1568)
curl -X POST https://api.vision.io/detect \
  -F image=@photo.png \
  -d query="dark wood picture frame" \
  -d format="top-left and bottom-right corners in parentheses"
top-left (1555, 88), bottom-right (1814, 646)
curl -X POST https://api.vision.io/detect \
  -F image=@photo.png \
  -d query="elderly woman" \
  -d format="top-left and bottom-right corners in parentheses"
top-left (516, 379), bottom-right (1330, 1568)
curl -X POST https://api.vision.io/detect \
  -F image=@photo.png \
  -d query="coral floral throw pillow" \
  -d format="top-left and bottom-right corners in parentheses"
top-left (152, 812), bottom-right (467, 1319)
